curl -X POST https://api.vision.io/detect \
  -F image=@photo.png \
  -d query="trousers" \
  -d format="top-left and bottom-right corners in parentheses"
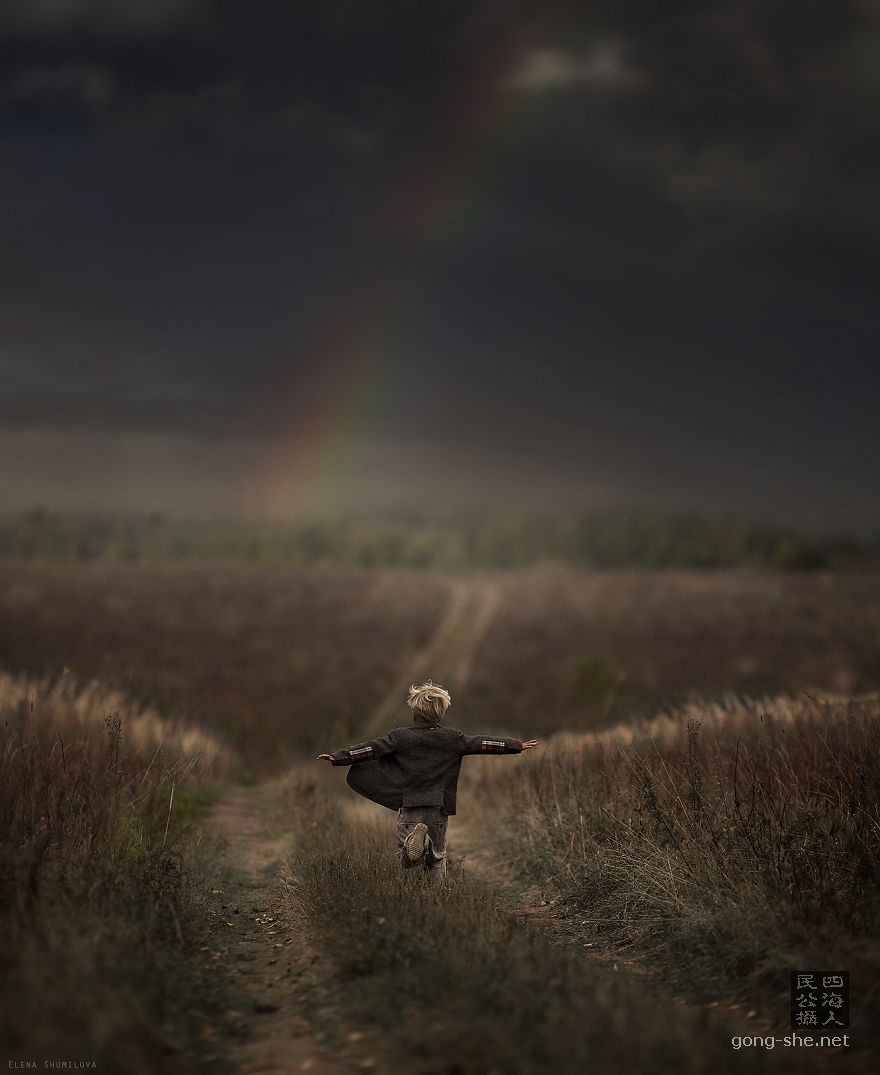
top-left (396, 805), bottom-right (448, 884)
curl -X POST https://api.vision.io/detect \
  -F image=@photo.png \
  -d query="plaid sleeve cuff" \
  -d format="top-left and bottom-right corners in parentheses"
top-left (349, 744), bottom-right (375, 763)
top-left (481, 738), bottom-right (519, 754)
top-left (331, 742), bottom-right (379, 765)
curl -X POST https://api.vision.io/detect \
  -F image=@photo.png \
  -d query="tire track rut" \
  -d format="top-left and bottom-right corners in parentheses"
top-left (201, 575), bottom-right (501, 1073)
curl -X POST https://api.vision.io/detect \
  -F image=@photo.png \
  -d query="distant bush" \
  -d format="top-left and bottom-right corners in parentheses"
top-left (0, 508), bottom-right (873, 570)
top-left (565, 654), bottom-right (628, 708)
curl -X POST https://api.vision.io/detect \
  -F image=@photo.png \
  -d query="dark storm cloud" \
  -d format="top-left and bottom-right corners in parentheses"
top-left (0, 1), bottom-right (878, 525)
top-left (504, 1), bottom-right (879, 236)
top-left (0, 0), bottom-right (206, 36)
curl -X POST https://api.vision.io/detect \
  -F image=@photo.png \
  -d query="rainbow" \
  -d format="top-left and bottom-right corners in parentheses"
top-left (248, 49), bottom-right (561, 520)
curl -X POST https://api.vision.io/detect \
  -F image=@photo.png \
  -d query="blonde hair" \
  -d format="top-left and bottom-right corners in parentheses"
top-left (407, 679), bottom-right (451, 723)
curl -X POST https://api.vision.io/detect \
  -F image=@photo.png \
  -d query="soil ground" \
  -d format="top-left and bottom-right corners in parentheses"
top-left (201, 786), bottom-right (355, 1074)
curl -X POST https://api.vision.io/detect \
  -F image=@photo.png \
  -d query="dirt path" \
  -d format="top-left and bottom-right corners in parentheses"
top-left (361, 575), bottom-right (500, 736)
top-left (199, 575), bottom-right (501, 1073)
top-left (201, 786), bottom-right (357, 1075)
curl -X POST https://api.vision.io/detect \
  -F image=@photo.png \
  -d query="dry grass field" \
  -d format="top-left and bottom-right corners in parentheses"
top-left (467, 693), bottom-right (880, 1046)
top-left (465, 566), bottom-right (880, 738)
top-left (1, 558), bottom-right (879, 1072)
top-left (0, 561), bottom-right (448, 772)
top-left (2, 561), bottom-right (879, 756)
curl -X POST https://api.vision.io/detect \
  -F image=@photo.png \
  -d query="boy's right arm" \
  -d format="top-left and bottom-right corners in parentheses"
top-left (317, 730), bottom-right (397, 765)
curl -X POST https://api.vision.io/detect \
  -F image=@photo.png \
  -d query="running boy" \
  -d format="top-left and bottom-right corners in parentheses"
top-left (317, 680), bottom-right (538, 884)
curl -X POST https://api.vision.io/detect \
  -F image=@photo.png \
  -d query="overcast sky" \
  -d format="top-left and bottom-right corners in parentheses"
top-left (1, 0), bottom-right (878, 530)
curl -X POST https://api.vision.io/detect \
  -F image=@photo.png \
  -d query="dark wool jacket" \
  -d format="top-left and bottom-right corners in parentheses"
top-left (331, 723), bottom-right (523, 815)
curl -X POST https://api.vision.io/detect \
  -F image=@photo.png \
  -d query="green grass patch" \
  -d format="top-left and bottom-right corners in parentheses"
top-left (172, 782), bottom-right (225, 825)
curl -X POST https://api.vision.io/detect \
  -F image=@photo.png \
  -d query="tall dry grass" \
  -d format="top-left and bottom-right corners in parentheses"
top-left (0, 672), bottom-right (230, 1069)
top-left (471, 692), bottom-right (880, 1049)
top-left (280, 778), bottom-right (775, 1075)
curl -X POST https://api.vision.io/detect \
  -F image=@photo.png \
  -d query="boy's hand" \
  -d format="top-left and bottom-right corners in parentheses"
top-left (522, 739), bottom-right (539, 750)
top-left (316, 753), bottom-right (334, 761)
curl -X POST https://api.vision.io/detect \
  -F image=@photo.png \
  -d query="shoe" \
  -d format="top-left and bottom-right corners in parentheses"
top-left (403, 823), bottom-right (428, 866)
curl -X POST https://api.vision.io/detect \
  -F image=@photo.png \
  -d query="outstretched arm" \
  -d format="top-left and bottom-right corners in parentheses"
top-left (316, 731), bottom-right (397, 765)
top-left (458, 734), bottom-right (538, 756)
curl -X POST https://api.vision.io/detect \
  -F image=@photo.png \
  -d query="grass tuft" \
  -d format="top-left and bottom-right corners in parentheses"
top-left (0, 672), bottom-right (230, 1069)
top-left (471, 692), bottom-right (880, 1048)
top-left (283, 789), bottom-right (776, 1074)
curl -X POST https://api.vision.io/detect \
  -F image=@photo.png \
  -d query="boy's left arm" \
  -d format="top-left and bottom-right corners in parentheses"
top-left (317, 731), bottom-right (397, 766)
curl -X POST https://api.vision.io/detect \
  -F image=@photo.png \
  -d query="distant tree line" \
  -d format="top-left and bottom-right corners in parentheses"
top-left (0, 508), bottom-right (874, 570)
